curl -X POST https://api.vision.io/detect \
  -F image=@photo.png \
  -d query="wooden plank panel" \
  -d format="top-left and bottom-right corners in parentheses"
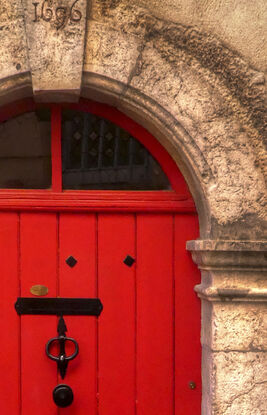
top-left (20, 213), bottom-right (58, 415)
top-left (136, 214), bottom-right (174, 415)
top-left (98, 214), bottom-right (135, 415)
top-left (174, 213), bottom-right (201, 414)
top-left (58, 213), bottom-right (97, 415)
top-left (0, 213), bottom-right (20, 414)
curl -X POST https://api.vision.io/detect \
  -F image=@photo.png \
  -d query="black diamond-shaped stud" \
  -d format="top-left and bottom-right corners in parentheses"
top-left (66, 256), bottom-right (77, 268)
top-left (123, 255), bottom-right (135, 267)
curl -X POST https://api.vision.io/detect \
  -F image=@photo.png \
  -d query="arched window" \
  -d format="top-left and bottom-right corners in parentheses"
top-left (0, 104), bottom-right (173, 191)
top-left (0, 99), bottom-right (191, 199)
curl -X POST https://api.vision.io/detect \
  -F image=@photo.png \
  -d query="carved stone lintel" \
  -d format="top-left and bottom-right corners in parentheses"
top-left (22, 0), bottom-right (88, 102)
top-left (187, 239), bottom-right (267, 302)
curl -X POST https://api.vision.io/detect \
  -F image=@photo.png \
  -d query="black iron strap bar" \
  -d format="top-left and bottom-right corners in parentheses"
top-left (15, 298), bottom-right (103, 316)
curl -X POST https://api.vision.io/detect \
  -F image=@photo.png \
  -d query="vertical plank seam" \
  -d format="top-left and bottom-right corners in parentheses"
top-left (56, 213), bottom-right (60, 296)
top-left (56, 212), bottom-right (60, 415)
top-left (172, 214), bottom-right (176, 415)
top-left (96, 213), bottom-right (99, 415)
top-left (134, 213), bottom-right (138, 415)
top-left (18, 213), bottom-right (22, 415)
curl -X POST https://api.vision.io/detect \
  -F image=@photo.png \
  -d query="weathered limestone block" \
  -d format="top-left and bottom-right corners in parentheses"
top-left (188, 240), bottom-right (267, 414)
top-left (84, 20), bottom-right (141, 85)
top-left (0, 0), bottom-right (31, 103)
top-left (202, 302), bottom-right (267, 352)
top-left (213, 351), bottom-right (267, 415)
top-left (22, 0), bottom-right (88, 101)
top-left (133, 0), bottom-right (267, 74)
top-left (203, 347), bottom-right (267, 415)
top-left (0, 0), bottom-right (29, 80)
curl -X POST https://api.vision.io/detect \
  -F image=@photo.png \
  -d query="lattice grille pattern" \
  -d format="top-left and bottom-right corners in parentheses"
top-left (62, 110), bottom-right (170, 190)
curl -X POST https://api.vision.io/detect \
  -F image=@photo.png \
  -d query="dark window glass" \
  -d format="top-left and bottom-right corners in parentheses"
top-left (0, 109), bottom-right (51, 189)
top-left (62, 109), bottom-right (171, 190)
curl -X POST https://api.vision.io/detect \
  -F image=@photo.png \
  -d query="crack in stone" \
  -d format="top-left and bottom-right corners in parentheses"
top-left (224, 378), bottom-right (267, 411)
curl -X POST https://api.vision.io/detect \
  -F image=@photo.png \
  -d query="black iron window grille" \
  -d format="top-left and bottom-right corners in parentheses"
top-left (62, 110), bottom-right (171, 191)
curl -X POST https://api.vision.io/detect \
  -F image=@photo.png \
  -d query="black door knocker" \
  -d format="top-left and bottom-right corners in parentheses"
top-left (15, 297), bottom-right (103, 408)
top-left (46, 316), bottom-right (79, 379)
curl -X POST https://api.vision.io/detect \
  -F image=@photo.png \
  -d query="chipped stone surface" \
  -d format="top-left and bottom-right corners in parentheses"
top-left (212, 351), bottom-right (267, 414)
top-left (22, 0), bottom-right (88, 100)
top-left (135, 0), bottom-right (267, 74)
top-left (0, 0), bottom-right (30, 80)
top-left (202, 302), bottom-right (267, 351)
top-left (84, 21), bottom-right (141, 85)
top-left (203, 348), bottom-right (267, 415)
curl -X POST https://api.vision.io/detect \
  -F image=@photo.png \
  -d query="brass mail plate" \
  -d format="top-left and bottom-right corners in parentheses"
top-left (30, 285), bottom-right (49, 296)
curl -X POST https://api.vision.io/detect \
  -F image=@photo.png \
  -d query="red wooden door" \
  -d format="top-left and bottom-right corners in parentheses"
top-left (0, 100), bottom-right (201, 414)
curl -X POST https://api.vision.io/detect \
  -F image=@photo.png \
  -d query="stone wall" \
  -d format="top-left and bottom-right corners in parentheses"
top-left (132, 0), bottom-right (267, 74)
top-left (0, 1), bottom-right (266, 414)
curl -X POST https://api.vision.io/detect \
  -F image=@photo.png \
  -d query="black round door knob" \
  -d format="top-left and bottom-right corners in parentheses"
top-left (53, 384), bottom-right (74, 408)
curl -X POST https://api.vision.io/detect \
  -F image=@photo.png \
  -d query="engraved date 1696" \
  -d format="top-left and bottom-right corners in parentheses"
top-left (33, 0), bottom-right (82, 29)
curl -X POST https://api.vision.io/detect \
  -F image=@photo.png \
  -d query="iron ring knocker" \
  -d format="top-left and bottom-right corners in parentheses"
top-left (46, 335), bottom-right (79, 361)
top-left (45, 316), bottom-right (79, 379)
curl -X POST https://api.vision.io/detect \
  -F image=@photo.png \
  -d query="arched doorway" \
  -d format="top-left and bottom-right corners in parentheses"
top-left (0, 99), bottom-right (201, 414)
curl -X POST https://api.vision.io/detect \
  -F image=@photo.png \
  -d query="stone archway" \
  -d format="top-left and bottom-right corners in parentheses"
top-left (0, 1), bottom-right (266, 414)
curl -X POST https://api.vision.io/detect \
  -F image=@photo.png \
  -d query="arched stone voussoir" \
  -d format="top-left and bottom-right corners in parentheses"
top-left (0, 73), bottom-right (33, 107)
top-left (83, 1), bottom-right (266, 239)
top-left (81, 72), bottom-right (212, 238)
top-left (82, 64), bottom-right (266, 240)
top-left (83, 1), bottom-right (266, 241)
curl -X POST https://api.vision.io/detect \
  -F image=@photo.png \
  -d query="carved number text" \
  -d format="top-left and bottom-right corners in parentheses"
top-left (33, 1), bottom-right (82, 29)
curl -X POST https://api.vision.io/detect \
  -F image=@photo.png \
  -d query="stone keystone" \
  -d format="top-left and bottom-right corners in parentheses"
top-left (22, 0), bottom-right (88, 102)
